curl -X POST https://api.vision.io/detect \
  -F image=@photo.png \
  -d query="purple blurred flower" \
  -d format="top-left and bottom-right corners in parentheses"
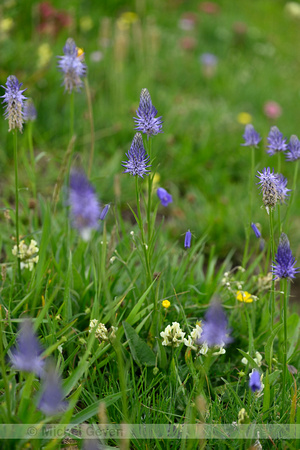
top-left (241, 124), bottom-right (261, 147)
top-left (272, 233), bottom-right (299, 280)
top-left (58, 38), bottom-right (87, 93)
top-left (134, 89), bottom-right (163, 137)
top-left (197, 303), bottom-right (232, 348)
top-left (286, 135), bottom-right (300, 162)
top-left (99, 204), bottom-right (110, 220)
top-left (1, 75), bottom-right (27, 132)
top-left (157, 188), bottom-right (172, 207)
top-left (266, 126), bottom-right (288, 156)
top-left (184, 230), bottom-right (192, 248)
top-left (38, 364), bottom-right (68, 415)
top-left (10, 319), bottom-right (44, 376)
top-left (249, 370), bottom-right (261, 392)
top-left (23, 98), bottom-right (37, 122)
top-left (251, 223), bottom-right (261, 239)
top-left (122, 133), bottom-right (151, 178)
top-left (68, 170), bottom-right (101, 241)
top-left (200, 52), bottom-right (218, 67)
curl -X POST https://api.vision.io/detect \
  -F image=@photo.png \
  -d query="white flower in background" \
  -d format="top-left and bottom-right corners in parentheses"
top-left (12, 239), bottom-right (39, 271)
top-left (241, 351), bottom-right (262, 367)
top-left (160, 322), bottom-right (185, 347)
top-left (89, 320), bottom-right (118, 342)
top-left (184, 323), bottom-right (202, 351)
top-left (199, 342), bottom-right (208, 355)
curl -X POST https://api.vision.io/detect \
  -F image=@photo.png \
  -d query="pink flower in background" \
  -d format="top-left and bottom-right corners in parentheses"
top-left (179, 36), bottom-right (197, 51)
top-left (263, 101), bottom-right (282, 120)
top-left (178, 12), bottom-right (198, 31)
top-left (199, 2), bottom-right (220, 15)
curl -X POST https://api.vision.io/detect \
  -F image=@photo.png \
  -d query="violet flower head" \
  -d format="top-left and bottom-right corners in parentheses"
top-left (58, 38), bottom-right (87, 93)
top-left (256, 167), bottom-right (280, 211)
top-left (99, 204), bottom-right (110, 220)
top-left (266, 126), bottom-right (288, 156)
top-left (241, 124), bottom-right (261, 147)
top-left (10, 319), bottom-right (44, 376)
top-left (38, 364), bottom-right (68, 415)
top-left (286, 135), bottom-right (300, 162)
top-left (68, 170), bottom-right (101, 241)
top-left (134, 88), bottom-right (163, 137)
top-left (249, 370), bottom-right (262, 392)
top-left (184, 230), bottom-right (192, 248)
top-left (23, 98), bottom-right (37, 122)
top-left (157, 187), bottom-right (173, 207)
top-left (272, 233), bottom-right (299, 280)
top-left (122, 133), bottom-right (151, 178)
top-left (251, 222), bottom-right (261, 239)
top-left (1, 75), bottom-right (27, 132)
top-left (275, 174), bottom-right (291, 204)
top-left (197, 303), bottom-right (232, 348)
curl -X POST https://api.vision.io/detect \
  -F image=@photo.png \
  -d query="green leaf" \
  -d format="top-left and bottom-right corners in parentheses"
top-left (63, 251), bottom-right (73, 323)
top-left (123, 321), bottom-right (156, 366)
top-left (265, 323), bottom-right (283, 369)
top-left (237, 349), bottom-right (259, 369)
top-left (72, 392), bottom-right (123, 424)
top-left (126, 279), bottom-right (156, 326)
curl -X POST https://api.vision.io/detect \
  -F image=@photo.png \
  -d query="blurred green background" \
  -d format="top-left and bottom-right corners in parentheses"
top-left (1, 0), bottom-right (300, 261)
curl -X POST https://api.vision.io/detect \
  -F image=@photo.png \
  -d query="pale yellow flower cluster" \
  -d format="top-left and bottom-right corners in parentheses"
top-left (12, 239), bottom-right (39, 271)
top-left (160, 322), bottom-right (185, 347)
top-left (89, 320), bottom-right (118, 343)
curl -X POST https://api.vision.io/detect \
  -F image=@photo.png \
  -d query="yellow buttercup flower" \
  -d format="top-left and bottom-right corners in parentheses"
top-left (117, 11), bottom-right (139, 30)
top-left (162, 300), bottom-right (171, 308)
top-left (237, 112), bottom-right (252, 125)
top-left (236, 290), bottom-right (253, 303)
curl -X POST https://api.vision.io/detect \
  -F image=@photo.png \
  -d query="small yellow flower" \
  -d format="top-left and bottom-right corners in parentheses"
top-left (162, 300), bottom-right (171, 308)
top-left (236, 290), bottom-right (253, 303)
top-left (79, 16), bottom-right (93, 32)
top-left (0, 18), bottom-right (14, 33)
top-left (77, 47), bottom-right (85, 60)
top-left (237, 112), bottom-right (252, 125)
top-left (37, 43), bottom-right (52, 69)
top-left (117, 11), bottom-right (139, 30)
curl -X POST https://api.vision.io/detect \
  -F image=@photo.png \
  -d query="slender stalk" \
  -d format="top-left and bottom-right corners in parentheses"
top-left (284, 159), bottom-right (299, 230)
top-left (85, 78), bottom-right (95, 178)
top-left (242, 146), bottom-right (255, 267)
top-left (135, 176), bottom-right (152, 284)
top-left (277, 150), bottom-right (281, 176)
top-left (70, 91), bottom-right (74, 140)
top-left (27, 121), bottom-right (38, 230)
top-left (14, 132), bottom-right (21, 280)
top-left (269, 209), bottom-right (275, 328)
top-left (281, 278), bottom-right (289, 416)
top-left (146, 138), bottom-right (153, 244)
top-left (0, 309), bottom-right (12, 420)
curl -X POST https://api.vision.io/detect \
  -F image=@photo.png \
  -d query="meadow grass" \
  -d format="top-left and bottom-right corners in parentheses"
top-left (0, 1), bottom-right (300, 449)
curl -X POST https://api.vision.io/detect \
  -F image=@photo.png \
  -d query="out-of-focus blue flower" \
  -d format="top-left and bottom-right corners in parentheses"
top-left (10, 319), bottom-right (44, 376)
top-left (58, 38), bottom-right (87, 93)
top-left (134, 88), bottom-right (163, 137)
top-left (38, 364), bottom-right (68, 415)
top-left (184, 230), bottom-right (192, 248)
top-left (266, 126), bottom-right (288, 156)
top-left (272, 233), bottom-right (299, 280)
top-left (99, 204), bottom-right (110, 220)
top-left (157, 187), bottom-right (172, 207)
top-left (23, 98), bottom-right (37, 122)
top-left (68, 170), bottom-right (101, 241)
top-left (251, 223), bottom-right (261, 238)
top-left (200, 53), bottom-right (218, 67)
top-left (122, 133), bottom-right (151, 178)
top-left (286, 135), bottom-right (300, 162)
top-left (249, 370), bottom-right (261, 392)
top-left (197, 303), bottom-right (232, 348)
top-left (1, 75), bottom-right (27, 132)
top-left (241, 124), bottom-right (261, 147)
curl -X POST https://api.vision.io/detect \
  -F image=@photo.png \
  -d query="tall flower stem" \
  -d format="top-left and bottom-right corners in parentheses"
top-left (27, 121), bottom-right (38, 230)
top-left (14, 132), bottom-right (21, 280)
top-left (135, 176), bottom-right (152, 285)
top-left (85, 78), bottom-right (95, 178)
top-left (146, 138), bottom-right (153, 244)
top-left (269, 209), bottom-right (275, 328)
top-left (284, 160), bottom-right (299, 230)
top-left (281, 278), bottom-right (289, 415)
top-left (242, 146), bottom-right (255, 267)
top-left (69, 91), bottom-right (74, 140)
top-left (0, 309), bottom-right (11, 420)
